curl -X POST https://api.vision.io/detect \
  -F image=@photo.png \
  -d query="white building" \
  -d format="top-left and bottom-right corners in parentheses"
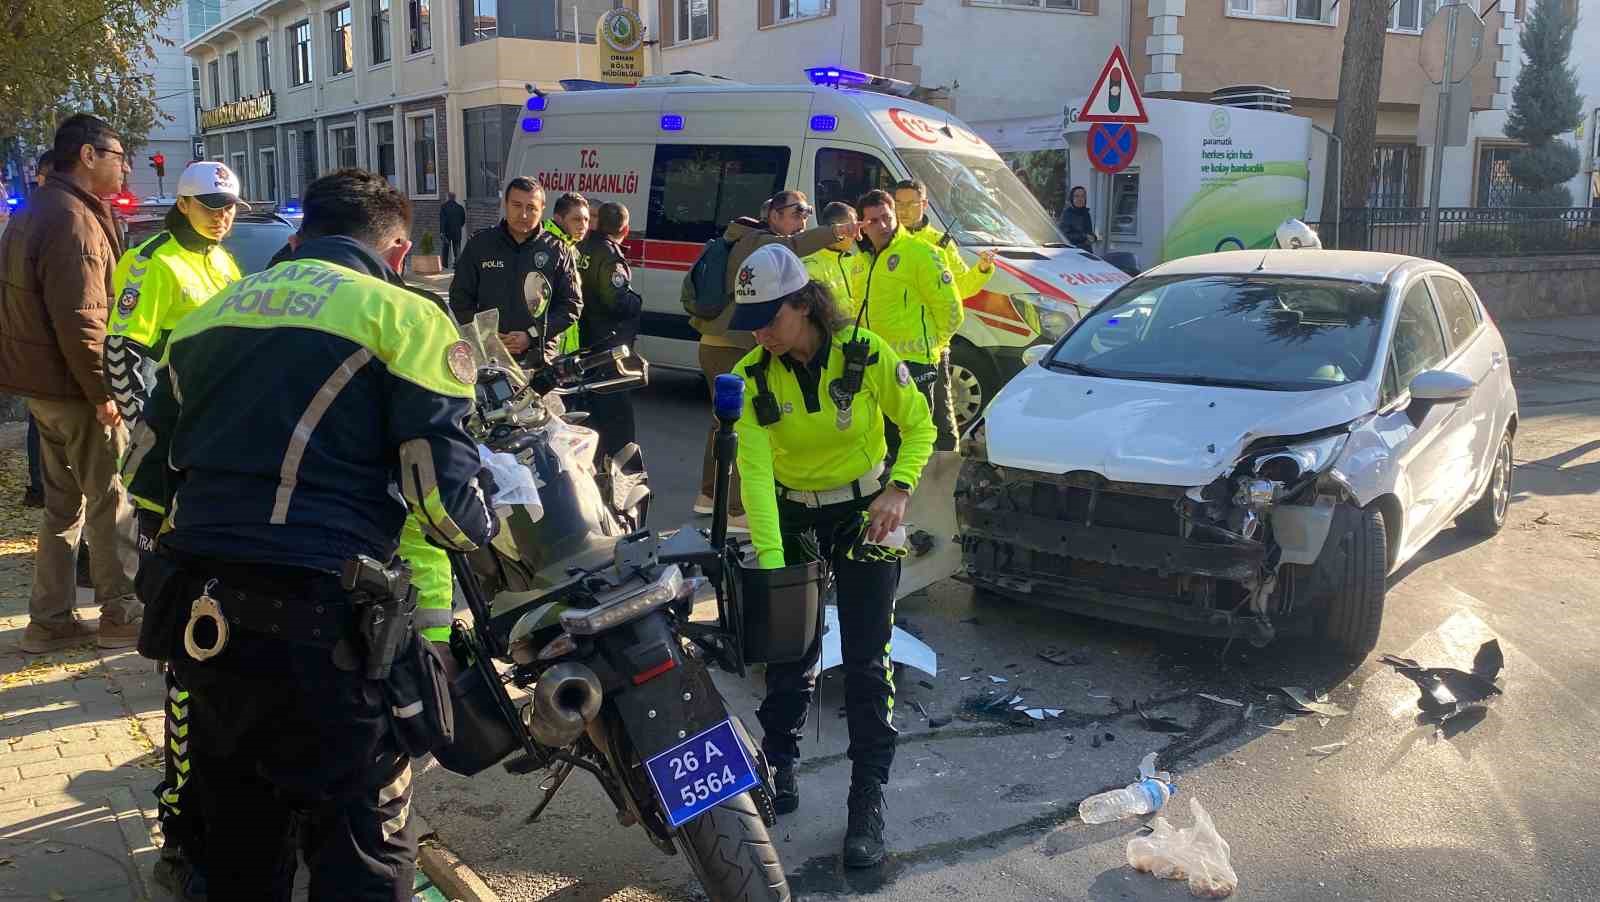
top-left (644, 0), bottom-right (1129, 125)
top-left (120, 1), bottom-right (218, 199)
top-left (186, 0), bottom-right (634, 240)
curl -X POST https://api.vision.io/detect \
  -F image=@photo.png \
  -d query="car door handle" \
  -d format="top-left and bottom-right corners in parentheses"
top-left (1490, 352), bottom-right (1504, 370)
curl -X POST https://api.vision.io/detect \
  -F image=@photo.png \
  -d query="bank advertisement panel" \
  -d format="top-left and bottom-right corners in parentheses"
top-left (1160, 104), bottom-right (1310, 260)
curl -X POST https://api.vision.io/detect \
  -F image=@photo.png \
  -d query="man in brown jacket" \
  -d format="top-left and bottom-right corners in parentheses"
top-left (0, 113), bottom-right (143, 653)
top-left (692, 190), bottom-right (860, 529)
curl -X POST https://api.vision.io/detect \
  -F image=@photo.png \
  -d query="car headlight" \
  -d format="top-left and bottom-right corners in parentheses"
top-left (1038, 308), bottom-right (1074, 342)
top-left (1251, 433), bottom-right (1350, 483)
top-left (1010, 292), bottom-right (1074, 342)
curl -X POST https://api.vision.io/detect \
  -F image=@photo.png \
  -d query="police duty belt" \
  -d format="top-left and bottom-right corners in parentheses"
top-left (183, 578), bottom-right (357, 661)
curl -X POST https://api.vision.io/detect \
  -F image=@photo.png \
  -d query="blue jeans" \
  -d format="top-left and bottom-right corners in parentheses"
top-left (25, 413), bottom-right (42, 493)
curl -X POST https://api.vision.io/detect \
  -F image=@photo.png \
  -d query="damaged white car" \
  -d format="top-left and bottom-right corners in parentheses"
top-left (956, 251), bottom-right (1518, 658)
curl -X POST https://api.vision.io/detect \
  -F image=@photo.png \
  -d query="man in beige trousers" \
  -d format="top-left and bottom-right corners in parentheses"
top-left (0, 113), bottom-right (143, 653)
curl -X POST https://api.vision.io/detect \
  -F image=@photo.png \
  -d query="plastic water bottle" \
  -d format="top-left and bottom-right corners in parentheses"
top-left (1078, 777), bottom-right (1174, 824)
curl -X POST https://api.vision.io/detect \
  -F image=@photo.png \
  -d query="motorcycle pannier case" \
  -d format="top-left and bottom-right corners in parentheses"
top-left (432, 628), bottom-right (524, 776)
top-left (734, 559), bottom-right (824, 665)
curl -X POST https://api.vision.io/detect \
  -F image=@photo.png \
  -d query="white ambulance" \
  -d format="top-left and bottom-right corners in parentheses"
top-left (504, 68), bottom-right (1131, 426)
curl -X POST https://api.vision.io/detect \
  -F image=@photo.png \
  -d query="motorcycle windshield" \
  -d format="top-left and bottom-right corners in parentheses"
top-left (458, 309), bottom-right (528, 391)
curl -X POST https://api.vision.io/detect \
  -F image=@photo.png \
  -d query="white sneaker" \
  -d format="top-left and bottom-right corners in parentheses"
top-left (693, 494), bottom-right (715, 515)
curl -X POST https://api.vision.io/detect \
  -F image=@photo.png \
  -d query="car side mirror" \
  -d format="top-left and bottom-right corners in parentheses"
top-left (1022, 344), bottom-right (1052, 367)
top-left (1408, 369), bottom-right (1476, 403)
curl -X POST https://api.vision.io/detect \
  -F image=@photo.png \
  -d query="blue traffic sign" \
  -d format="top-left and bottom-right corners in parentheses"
top-left (1088, 122), bottom-right (1139, 175)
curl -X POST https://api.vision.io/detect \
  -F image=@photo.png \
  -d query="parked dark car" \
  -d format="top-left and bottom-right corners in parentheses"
top-left (124, 212), bottom-right (297, 276)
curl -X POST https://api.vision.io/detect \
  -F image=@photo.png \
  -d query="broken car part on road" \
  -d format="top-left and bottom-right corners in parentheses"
top-left (1380, 638), bottom-right (1504, 724)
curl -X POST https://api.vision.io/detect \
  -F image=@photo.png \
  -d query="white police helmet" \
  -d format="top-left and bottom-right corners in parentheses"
top-left (1275, 219), bottom-right (1321, 250)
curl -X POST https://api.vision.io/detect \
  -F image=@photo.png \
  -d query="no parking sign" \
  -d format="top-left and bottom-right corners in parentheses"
top-left (1088, 122), bottom-right (1138, 174)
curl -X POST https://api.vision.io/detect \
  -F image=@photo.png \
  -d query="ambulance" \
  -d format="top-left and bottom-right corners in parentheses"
top-left (504, 67), bottom-right (1131, 427)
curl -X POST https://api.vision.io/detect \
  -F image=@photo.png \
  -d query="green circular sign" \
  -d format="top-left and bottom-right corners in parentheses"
top-left (602, 9), bottom-right (643, 53)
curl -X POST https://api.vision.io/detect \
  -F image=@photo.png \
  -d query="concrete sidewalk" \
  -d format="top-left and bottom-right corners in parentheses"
top-left (0, 446), bottom-right (471, 901)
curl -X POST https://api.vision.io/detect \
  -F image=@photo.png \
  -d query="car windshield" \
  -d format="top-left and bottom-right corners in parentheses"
top-left (223, 220), bottom-right (297, 275)
top-left (1048, 274), bottom-right (1387, 392)
top-left (896, 149), bottom-right (1065, 248)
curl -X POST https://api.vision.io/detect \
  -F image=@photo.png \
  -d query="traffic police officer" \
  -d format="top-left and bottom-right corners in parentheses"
top-left (449, 177), bottom-right (582, 368)
top-left (727, 244), bottom-right (934, 869)
top-left (575, 201), bottom-right (643, 458)
top-left (544, 192), bottom-right (589, 355)
top-left (855, 189), bottom-right (965, 453)
top-left (802, 202), bottom-right (870, 319)
top-left (128, 168), bottom-right (495, 901)
top-left (107, 160), bottom-right (245, 902)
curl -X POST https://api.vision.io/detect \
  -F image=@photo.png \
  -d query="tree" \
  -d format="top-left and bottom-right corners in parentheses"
top-left (1504, 0), bottom-right (1584, 207)
top-left (0, 0), bottom-right (182, 154)
top-left (1319, 0), bottom-right (1391, 248)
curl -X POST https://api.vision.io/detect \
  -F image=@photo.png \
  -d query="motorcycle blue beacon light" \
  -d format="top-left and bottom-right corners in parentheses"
top-left (521, 117), bottom-right (543, 133)
top-left (660, 114), bottom-right (684, 131)
top-left (805, 66), bottom-right (870, 88)
top-left (810, 115), bottom-right (838, 132)
top-left (714, 373), bottom-right (744, 420)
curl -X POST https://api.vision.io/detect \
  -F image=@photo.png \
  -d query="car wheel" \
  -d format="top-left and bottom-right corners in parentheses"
top-left (1318, 503), bottom-right (1387, 661)
top-left (1459, 430), bottom-right (1513, 536)
top-left (947, 342), bottom-right (997, 432)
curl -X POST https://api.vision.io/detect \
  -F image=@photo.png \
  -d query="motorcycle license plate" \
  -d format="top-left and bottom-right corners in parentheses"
top-left (643, 719), bottom-right (760, 828)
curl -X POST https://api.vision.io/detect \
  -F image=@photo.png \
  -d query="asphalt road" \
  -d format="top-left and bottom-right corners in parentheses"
top-left (418, 327), bottom-right (1600, 902)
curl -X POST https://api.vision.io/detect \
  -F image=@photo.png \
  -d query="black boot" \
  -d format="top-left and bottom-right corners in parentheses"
top-left (773, 764), bottom-right (799, 815)
top-left (152, 845), bottom-right (208, 902)
top-left (843, 780), bottom-right (887, 868)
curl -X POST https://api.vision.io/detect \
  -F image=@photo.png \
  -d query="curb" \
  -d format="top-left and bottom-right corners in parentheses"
top-left (417, 837), bottom-right (501, 902)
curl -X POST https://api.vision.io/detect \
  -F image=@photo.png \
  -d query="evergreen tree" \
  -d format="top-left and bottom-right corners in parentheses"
top-left (1504, 0), bottom-right (1585, 207)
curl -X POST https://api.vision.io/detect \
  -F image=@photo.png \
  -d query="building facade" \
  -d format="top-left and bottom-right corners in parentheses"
top-left (186, 0), bottom-right (635, 240)
top-left (645, 0), bottom-right (1129, 123)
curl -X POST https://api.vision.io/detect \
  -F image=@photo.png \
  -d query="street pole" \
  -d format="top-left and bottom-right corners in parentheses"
top-left (1425, 3), bottom-right (1460, 258)
top-left (157, 174), bottom-right (164, 197)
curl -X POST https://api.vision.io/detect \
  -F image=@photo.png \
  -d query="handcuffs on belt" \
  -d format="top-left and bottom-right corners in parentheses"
top-left (182, 580), bottom-right (229, 662)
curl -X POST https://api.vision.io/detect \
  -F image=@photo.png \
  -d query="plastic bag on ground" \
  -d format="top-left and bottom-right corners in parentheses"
top-left (1125, 797), bottom-right (1238, 898)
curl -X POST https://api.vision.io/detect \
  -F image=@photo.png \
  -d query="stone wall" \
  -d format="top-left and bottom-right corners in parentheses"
top-left (1450, 254), bottom-right (1600, 320)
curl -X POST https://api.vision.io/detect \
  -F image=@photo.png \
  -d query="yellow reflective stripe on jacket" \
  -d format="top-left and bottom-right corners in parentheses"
top-left (170, 259), bottom-right (472, 399)
top-left (734, 327), bottom-right (934, 568)
top-left (397, 515), bottom-right (454, 642)
top-left (907, 222), bottom-right (993, 300)
top-left (859, 230), bottom-right (964, 365)
top-left (111, 233), bottom-right (241, 349)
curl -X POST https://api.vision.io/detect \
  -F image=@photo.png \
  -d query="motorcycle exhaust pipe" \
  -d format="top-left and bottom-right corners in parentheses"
top-left (526, 662), bottom-right (603, 748)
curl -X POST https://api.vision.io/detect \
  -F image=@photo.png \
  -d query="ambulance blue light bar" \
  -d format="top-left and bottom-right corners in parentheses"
top-left (4, 197), bottom-right (17, 208)
top-left (521, 117), bottom-right (543, 133)
top-left (810, 115), bottom-right (838, 132)
top-left (805, 66), bottom-right (870, 88)
top-left (280, 202), bottom-right (301, 215)
top-left (525, 94), bottom-right (547, 112)
top-left (660, 114), bottom-right (684, 131)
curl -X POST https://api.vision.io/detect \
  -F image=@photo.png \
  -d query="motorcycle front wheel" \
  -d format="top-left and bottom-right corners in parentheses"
top-left (673, 791), bottom-right (791, 902)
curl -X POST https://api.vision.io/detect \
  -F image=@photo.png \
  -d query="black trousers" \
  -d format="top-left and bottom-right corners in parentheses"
top-left (442, 232), bottom-right (462, 269)
top-left (885, 350), bottom-right (957, 463)
top-left (155, 668), bottom-right (204, 865)
top-left (584, 392), bottom-right (637, 462)
top-left (757, 494), bottom-right (900, 785)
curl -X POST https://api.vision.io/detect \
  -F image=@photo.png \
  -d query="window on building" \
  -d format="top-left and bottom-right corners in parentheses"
top-left (1390, 0), bottom-right (1438, 31)
top-left (290, 21), bottom-right (313, 86)
top-left (187, 0), bottom-right (223, 39)
top-left (1475, 145), bottom-right (1520, 206)
top-left (256, 37), bottom-right (271, 92)
top-left (773, 0), bottom-right (832, 23)
top-left (330, 126), bottom-right (358, 169)
top-left (329, 5), bottom-right (353, 75)
top-left (1110, 171), bottom-right (1139, 238)
top-left (373, 0), bottom-right (392, 63)
top-left (230, 151), bottom-right (249, 195)
top-left (191, 65), bottom-right (202, 127)
top-left (370, 120), bottom-right (398, 187)
top-left (813, 148), bottom-right (893, 211)
top-left (462, 106), bottom-right (519, 200)
top-left (207, 59), bottom-right (221, 105)
top-left (409, 0), bottom-right (432, 53)
top-left (227, 51), bottom-right (241, 100)
top-left (1369, 143), bottom-right (1422, 208)
top-left (409, 113), bottom-right (438, 196)
top-left (647, 144), bottom-right (790, 243)
top-left (970, 0), bottom-right (1080, 11)
top-left (461, 0), bottom-right (499, 41)
top-left (297, 128), bottom-right (318, 195)
top-left (1228, 0), bottom-right (1327, 23)
top-left (460, 0), bottom-right (620, 45)
top-left (674, 0), bottom-right (713, 44)
top-left (258, 146), bottom-right (277, 202)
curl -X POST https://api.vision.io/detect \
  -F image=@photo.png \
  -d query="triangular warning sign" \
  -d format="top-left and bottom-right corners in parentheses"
top-left (1078, 46), bottom-right (1148, 124)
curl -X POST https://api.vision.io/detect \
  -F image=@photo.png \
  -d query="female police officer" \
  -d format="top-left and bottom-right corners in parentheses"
top-left (726, 244), bottom-right (935, 869)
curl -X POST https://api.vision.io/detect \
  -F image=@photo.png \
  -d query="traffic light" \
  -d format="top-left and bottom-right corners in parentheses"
top-left (150, 153), bottom-right (165, 178)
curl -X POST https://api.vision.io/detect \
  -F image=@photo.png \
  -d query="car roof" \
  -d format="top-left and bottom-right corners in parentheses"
top-left (1143, 250), bottom-right (1435, 285)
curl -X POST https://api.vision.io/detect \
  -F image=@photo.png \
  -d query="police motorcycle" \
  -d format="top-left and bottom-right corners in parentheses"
top-left (436, 312), bottom-right (802, 902)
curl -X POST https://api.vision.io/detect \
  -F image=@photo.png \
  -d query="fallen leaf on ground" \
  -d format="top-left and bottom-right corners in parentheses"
top-left (1197, 693), bottom-right (1244, 707)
